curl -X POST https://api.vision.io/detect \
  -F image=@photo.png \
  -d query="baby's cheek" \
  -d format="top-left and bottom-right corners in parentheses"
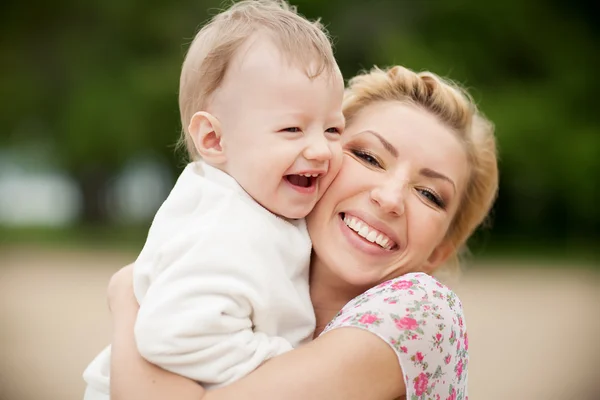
top-left (327, 146), bottom-right (344, 182)
top-left (317, 173), bottom-right (336, 201)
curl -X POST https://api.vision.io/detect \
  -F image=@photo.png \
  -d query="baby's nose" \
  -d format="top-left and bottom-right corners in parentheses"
top-left (303, 136), bottom-right (333, 162)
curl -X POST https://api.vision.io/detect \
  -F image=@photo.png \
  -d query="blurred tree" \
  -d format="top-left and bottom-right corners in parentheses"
top-left (0, 0), bottom-right (598, 245)
top-left (306, 0), bottom-right (600, 243)
top-left (1, 0), bottom-right (221, 222)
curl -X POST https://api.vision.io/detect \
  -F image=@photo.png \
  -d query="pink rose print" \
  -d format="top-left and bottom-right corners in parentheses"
top-left (395, 316), bottom-right (418, 330)
top-left (446, 387), bottom-right (456, 400)
top-left (322, 272), bottom-right (468, 399)
top-left (376, 280), bottom-right (393, 288)
top-left (456, 358), bottom-right (463, 379)
top-left (391, 280), bottom-right (413, 290)
top-left (414, 373), bottom-right (429, 396)
top-left (358, 313), bottom-right (379, 325)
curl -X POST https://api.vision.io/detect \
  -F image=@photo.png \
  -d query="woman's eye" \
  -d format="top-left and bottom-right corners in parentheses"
top-left (418, 188), bottom-right (445, 209)
top-left (281, 127), bottom-right (301, 133)
top-left (325, 127), bottom-right (342, 135)
top-left (351, 149), bottom-right (382, 168)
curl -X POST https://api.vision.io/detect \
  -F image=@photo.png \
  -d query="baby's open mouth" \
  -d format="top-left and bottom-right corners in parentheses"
top-left (285, 174), bottom-right (318, 188)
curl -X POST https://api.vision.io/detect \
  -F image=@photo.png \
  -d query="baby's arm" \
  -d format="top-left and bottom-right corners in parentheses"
top-left (109, 265), bottom-right (205, 400)
top-left (134, 226), bottom-right (293, 387)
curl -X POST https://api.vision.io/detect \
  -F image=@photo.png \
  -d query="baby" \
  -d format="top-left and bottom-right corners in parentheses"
top-left (82, 0), bottom-right (345, 398)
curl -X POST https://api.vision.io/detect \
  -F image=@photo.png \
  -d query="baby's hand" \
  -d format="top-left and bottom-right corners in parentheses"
top-left (107, 264), bottom-right (137, 314)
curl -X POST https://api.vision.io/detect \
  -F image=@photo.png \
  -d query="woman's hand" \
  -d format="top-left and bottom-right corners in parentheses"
top-left (108, 264), bottom-right (206, 400)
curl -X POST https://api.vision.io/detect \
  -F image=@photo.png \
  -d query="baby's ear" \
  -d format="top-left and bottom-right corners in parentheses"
top-left (188, 111), bottom-right (226, 165)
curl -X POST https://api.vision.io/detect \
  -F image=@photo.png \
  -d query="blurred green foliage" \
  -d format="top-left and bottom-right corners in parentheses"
top-left (1, 0), bottom-right (598, 248)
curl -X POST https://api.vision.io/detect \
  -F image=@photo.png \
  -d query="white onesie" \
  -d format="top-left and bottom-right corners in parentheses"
top-left (83, 161), bottom-right (315, 399)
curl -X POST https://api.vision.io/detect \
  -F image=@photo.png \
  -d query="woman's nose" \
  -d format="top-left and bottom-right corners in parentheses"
top-left (370, 181), bottom-right (406, 216)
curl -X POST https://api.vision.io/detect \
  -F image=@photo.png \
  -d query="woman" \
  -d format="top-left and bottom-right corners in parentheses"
top-left (107, 65), bottom-right (498, 399)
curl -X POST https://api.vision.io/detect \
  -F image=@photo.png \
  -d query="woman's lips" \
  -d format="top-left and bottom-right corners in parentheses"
top-left (341, 213), bottom-right (395, 250)
top-left (338, 213), bottom-right (398, 255)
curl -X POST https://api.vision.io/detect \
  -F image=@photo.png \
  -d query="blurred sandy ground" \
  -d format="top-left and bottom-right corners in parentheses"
top-left (0, 246), bottom-right (599, 400)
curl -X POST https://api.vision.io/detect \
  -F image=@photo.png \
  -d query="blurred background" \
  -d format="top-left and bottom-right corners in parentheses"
top-left (0, 0), bottom-right (598, 399)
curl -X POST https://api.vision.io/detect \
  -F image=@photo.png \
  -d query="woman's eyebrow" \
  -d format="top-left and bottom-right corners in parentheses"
top-left (359, 130), bottom-right (398, 158)
top-left (420, 168), bottom-right (456, 194)
top-left (355, 130), bottom-right (456, 193)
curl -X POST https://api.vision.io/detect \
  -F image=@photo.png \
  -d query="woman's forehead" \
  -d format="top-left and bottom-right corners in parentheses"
top-left (348, 102), bottom-right (458, 154)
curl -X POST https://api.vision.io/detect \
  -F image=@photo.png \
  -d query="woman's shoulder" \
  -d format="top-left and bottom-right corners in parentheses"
top-left (323, 272), bottom-right (468, 399)
top-left (329, 272), bottom-right (464, 319)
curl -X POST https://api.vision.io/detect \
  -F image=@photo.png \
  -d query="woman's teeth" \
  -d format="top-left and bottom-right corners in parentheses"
top-left (342, 214), bottom-right (394, 250)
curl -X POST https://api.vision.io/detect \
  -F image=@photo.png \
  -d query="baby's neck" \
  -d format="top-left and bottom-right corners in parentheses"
top-left (309, 257), bottom-right (366, 338)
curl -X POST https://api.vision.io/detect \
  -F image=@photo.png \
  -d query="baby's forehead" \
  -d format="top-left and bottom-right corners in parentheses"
top-left (228, 32), bottom-right (338, 83)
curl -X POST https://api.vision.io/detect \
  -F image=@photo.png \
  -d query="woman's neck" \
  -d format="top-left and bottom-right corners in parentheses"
top-left (309, 257), bottom-right (366, 337)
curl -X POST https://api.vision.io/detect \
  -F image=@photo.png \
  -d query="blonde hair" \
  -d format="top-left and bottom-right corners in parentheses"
top-left (178, 0), bottom-right (336, 160)
top-left (343, 66), bottom-right (499, 266)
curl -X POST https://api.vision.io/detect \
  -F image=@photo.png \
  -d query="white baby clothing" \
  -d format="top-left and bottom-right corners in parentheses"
top-left (83, 161), bottom-right (315, 399)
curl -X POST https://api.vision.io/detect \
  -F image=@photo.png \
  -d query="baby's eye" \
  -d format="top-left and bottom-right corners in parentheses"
top-left (325, 127), bottom-right (342, 135)
top-left (417, 188), bottom-right (445, 209)
top-left (351, 149), bottom-right (382, 168)
top-left (281, 127), bottom-right (301, 133)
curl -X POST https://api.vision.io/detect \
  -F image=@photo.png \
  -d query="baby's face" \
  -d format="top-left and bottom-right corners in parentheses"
top-left (210, 36), bottom-right (345, 219)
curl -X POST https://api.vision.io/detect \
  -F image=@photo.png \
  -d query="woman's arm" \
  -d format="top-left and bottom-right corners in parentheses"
top-left (109, 266), bottom-right (405, 400)
top-left (207, 328), bottom-right (404, 400)
top-left (108, 265), bottom-right (206, 400)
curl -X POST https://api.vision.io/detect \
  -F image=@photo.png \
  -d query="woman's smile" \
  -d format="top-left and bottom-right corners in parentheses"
top-left (340, 212), bottom-right (399, 251)
top-left (341, 213), bottom-right (396, 250)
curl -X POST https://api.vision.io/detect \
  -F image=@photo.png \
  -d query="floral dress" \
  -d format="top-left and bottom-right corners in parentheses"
top-left (322, 272), bottom-right (468, 400)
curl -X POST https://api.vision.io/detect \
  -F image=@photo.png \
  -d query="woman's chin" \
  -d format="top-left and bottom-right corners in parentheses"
top-left (332, 266), bottom-right (383, 291)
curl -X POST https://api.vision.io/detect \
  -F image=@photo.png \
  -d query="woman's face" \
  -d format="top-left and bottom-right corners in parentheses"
top-left (307, 101), bottom-right (469, 287)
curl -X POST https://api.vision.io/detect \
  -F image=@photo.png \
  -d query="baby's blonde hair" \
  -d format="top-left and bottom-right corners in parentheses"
top-left (178, 0), bottom-right (337, 160)
top-left (343, 66), bottom-right (499, 266)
